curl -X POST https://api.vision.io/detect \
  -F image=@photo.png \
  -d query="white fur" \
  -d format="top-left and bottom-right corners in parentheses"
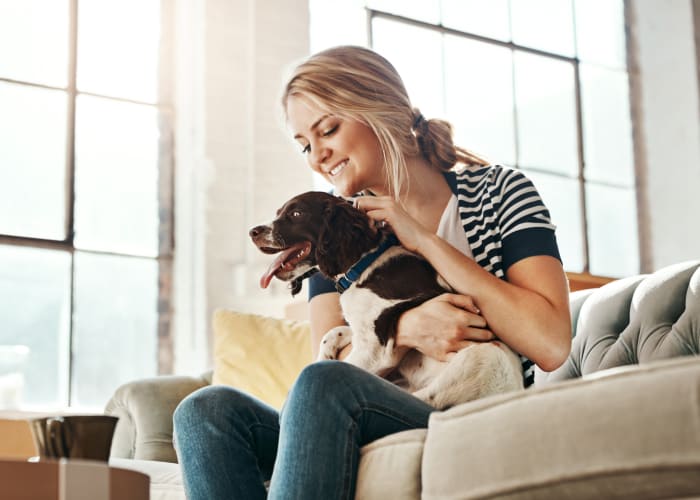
top-left (316, 247), bottom-right (524, 410)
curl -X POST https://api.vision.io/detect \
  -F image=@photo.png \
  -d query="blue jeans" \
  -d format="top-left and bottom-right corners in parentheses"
top-left (173, 361), bottom-right (434, 499)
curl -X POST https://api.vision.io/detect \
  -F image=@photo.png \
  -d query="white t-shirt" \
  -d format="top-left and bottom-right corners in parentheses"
top-left (436, 194), bottom-right (473, 259)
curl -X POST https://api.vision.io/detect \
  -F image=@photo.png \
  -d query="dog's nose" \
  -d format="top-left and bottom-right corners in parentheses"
top-left (249, 225), bottom-right (266, 238)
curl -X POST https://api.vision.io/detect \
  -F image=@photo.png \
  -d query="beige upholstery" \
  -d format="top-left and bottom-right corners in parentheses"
top-left (537, 260), bottom-right (700, 382)
top-left (422, 357), bottom-right (700, 499)
top-left (106, 260), bottom-right (700, 499)
top-left (106, 373), bottom-right (211, 463)
top-left (356, 429), bottom-right (426, 499)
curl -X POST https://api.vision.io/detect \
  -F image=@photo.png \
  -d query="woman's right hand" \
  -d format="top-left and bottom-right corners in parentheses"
top-left (396, 293), bottom-right (495, 361)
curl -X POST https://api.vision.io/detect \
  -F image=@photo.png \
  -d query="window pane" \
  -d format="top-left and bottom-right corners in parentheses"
top-left (372, 17), bottom-right (444, 118)
top-left (441, 0), bottom-right (510, 42)
top-left (586, 183), bottom-right (639, 277)
top-left (0, 245), bottom-right (71, 408)
top-left (514, 52), bottom-right (578, 176)
top-left (367, 0), bottom-right (440, 24)
top-left (526, 171), bottom-right (584, 272)
top-left (71, 252), bottom-right (157, 409)
top-left (510, 0), bottom-right (575, 57)
top-left (580, 64), bottom-right (634, 186)
top-left (0, 0), bottom-right (69, 86)
top-left (74, 95), bottom-right (159, 256)
top-left (77, 0), bottom-right (160, 102)
top-left (0, 83), bottom-right (68, 239)
top-left (444, 35), bottom-right (515, 165)
top-left (575, 0), bottom-right (626, 68)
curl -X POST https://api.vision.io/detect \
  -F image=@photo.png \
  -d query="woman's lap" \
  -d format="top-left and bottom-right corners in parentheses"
top-left (174, 361), bottom-right (434, 500)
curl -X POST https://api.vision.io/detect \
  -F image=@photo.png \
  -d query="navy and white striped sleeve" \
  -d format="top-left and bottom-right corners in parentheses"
top-left (497, 168), bottom-right (561, 272)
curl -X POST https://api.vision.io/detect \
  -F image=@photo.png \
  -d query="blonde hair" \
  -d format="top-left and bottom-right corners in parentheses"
top-left (282, 45), bottom-right (489, 199)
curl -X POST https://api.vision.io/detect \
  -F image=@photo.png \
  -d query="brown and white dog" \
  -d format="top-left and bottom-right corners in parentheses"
top-left (249, 191), bottom-right (523, 409)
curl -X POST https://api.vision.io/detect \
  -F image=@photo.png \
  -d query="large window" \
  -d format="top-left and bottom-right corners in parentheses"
top-left (310, 0), bottom-right (637, 278)
top-left (0, 0), bottom-right (172, 410)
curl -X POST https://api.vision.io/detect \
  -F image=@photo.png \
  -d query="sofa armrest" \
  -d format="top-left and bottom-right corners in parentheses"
top-left (421, 357), bottom-right (700, 500)
top-left (105, 372), bottom-right (212, 463)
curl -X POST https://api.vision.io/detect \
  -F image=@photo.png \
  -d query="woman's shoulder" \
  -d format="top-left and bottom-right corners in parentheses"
top-left (451, 164), bottom-right (524, 187)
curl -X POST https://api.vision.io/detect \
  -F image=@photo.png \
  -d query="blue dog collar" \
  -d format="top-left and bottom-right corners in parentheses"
top-left (335, 234), bottom-right (400, 293)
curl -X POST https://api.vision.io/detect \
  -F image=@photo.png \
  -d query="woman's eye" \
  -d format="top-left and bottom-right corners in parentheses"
top-left (301, 144), bottom-right (310, 154)
top-left (322, 125), bottom-right (338, 137)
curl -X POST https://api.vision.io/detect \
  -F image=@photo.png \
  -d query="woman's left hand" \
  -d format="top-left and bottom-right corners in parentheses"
top-left (354, 196), bottom-right (430, 253)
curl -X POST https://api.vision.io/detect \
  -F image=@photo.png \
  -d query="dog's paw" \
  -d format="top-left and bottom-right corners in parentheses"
top-left (411, 388), bottom-right (436, 407)
top-left (316, 326), bottom-right (352, 361)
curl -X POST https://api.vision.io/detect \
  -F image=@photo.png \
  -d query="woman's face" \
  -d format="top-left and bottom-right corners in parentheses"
top-left (286, 94), bottom-right (386, 197)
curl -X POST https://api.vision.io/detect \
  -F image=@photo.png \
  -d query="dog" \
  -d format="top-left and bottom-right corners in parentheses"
top-left (249, 191), bottom-right (524, 409)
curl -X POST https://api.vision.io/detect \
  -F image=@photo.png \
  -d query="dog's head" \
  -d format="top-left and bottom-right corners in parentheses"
top-left (250, 191), bottom-right (384, 293)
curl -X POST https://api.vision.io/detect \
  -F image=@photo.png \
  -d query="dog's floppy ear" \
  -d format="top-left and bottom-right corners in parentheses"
top-left (316, 199), bottom-right (381, 277)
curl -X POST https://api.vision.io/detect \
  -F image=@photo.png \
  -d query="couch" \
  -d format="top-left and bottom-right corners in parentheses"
top-left (106, 260), bottom-right (700, 499)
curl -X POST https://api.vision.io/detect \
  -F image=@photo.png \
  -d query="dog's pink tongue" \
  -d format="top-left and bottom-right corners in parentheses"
top-left (259, 245), bottom-right (302, 289)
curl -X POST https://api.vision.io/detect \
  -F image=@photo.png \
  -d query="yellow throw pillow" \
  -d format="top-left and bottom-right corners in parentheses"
top-left (212, 309), bottom-right (313, 410)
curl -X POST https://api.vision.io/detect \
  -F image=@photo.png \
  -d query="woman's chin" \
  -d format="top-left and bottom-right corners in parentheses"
top-left (331, 182), bottom-right (354, 197)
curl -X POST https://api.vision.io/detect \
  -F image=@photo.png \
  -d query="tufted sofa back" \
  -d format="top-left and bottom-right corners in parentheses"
top-left (536, 260), bottom-right (700, 384)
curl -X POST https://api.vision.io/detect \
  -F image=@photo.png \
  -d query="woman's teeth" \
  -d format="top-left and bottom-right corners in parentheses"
top-left (330, 161), bottom-right (347, 176)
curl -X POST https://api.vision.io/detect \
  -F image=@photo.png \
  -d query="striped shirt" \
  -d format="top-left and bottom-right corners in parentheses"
top-left (309, 164), bottom-right (562, 387)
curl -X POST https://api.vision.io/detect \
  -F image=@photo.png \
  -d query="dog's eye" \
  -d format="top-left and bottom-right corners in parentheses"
top-left (291, 210), bottom-right (302, 218)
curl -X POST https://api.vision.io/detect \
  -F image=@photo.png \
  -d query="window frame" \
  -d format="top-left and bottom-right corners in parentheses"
top-left (0, 0), bottom-right (174, 407)
top-left (366, 6), bottom-right (635, 275)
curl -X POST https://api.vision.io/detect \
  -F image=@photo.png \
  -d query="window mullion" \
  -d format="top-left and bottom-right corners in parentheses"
top-left (66, 0), bottom-right (78, 408)
top-left (572, 61), bottom-right (590, 273)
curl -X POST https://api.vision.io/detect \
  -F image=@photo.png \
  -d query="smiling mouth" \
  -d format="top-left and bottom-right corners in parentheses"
top-left (259, 241), bottom-right (312, 288)
top-left (330, 160), bottom-right (347, 176)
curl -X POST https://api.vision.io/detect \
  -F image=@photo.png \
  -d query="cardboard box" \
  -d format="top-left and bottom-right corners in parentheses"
top-left (0, 458), bottom-right (149, 500)
top-left (0, 410), bottom-right (113, 460)
top-left (0, 412), bottom-right (41, 459)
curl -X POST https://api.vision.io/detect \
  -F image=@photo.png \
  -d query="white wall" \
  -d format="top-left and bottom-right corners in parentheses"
top-left (173, 0), bottom-right (312, 373)
top-left (172, 0), bottom-right (700, 373)
top-left (628, 0), bottom-right (700, 271)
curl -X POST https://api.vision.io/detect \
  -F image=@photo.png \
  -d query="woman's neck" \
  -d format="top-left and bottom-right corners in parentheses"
top-left (399, 156), bottom-right (452, 233)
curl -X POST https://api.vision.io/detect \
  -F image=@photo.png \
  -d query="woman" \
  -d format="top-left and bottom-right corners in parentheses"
top-left (174, 45), bottom-right (571, 500)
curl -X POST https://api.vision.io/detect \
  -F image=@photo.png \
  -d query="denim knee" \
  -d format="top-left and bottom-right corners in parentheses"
top-left (174, 385), bottom-right (266, 437)
top-left (283, 361), bottom-right (361, 413)
top-left (294, 360), bottom-right (356, 392)
top-left (175, 385), bottom-right (223, 427)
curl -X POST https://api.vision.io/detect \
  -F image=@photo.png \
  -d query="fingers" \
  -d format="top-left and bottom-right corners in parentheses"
top-left (465, 313), bottom-right (488, 329)
top-left (354, 197), bottom-right (396, 223)
top-left (462, 326), bottom-right (494, 341)
top-left (439, 292), bottom-right (481, 315)
top-left (353, 196), bottom-right (392, 211)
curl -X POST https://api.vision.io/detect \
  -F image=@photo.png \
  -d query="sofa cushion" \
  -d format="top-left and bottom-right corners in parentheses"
top-left (212, 309), bottom-right (312, 409)
top-left (110, 458), bottom-right (184, 500)
top-left (421, 356), bottom-right (700, 500)
top-left (356, 429), bottom-right (427, 499)
top-left (537, 260), bottom-right (700, 384)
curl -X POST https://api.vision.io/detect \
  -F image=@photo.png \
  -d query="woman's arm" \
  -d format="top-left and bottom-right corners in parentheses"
top-left (308, 291), bottom-right (347, 360)
top-left (359, 197), bottom-right (571, 372)
top-left (408, 233), bottom-right (571, 371)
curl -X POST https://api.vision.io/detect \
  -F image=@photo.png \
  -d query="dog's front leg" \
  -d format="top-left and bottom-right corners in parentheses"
top-left (316, 326), bottom-right (353, 361)
top-left (342, 337), bottom-right (403, 378)
top-left (317, 325), bottom-right (403, 379)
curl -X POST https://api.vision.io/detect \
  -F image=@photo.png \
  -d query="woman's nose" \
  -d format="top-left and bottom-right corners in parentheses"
top-left (310, 145), bottom-right (331, 169)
